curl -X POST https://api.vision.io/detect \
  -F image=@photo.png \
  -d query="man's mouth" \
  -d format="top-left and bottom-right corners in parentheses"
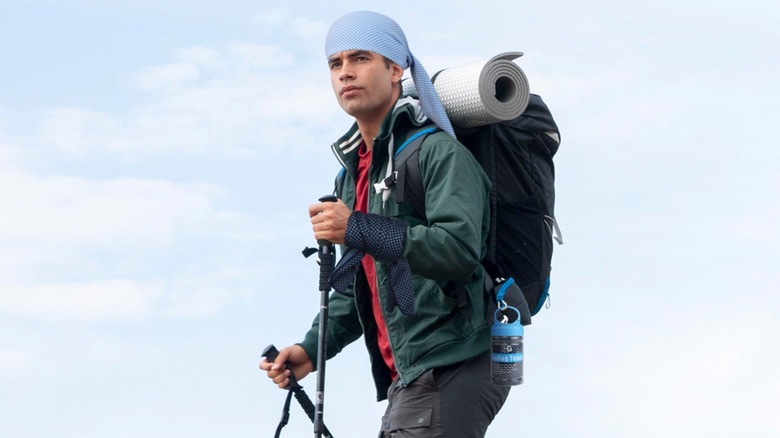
top-left (341, 85), bottom-right (361, 96)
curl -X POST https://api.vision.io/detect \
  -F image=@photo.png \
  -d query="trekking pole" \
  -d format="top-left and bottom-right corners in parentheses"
top-left (313, 194), bottom-right (337, 438)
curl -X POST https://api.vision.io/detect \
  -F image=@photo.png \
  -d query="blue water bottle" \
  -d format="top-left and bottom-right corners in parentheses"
top-left (491, 305), bottom-right (524, 386)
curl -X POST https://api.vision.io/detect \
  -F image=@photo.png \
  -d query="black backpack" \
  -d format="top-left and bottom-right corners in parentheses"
top-left (394, 93), bottom-right (562, 319)
top-left (336, 94), bottom-right (562, 320)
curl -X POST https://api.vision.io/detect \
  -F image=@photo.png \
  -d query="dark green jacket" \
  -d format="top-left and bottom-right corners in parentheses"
top-left (299, 95), bottom-right (492, 401)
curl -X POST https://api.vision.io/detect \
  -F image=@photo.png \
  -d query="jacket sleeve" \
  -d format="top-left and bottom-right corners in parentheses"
top-left (402, 133), bottom-right (491, 281)
top-left (299, 282), bottom-right (364, 368)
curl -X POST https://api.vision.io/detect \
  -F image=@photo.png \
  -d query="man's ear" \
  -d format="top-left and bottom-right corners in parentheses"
top-left (391, 63), bottom-right (404, 83)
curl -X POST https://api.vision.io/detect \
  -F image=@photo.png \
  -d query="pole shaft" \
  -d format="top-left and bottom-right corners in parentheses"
top-left (314, 241), bottom-right (335, 438)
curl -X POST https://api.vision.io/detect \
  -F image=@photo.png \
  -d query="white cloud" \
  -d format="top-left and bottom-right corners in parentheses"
top-left (136, 62), bottom-right (201, 91)
top-left (250, 7), bottom-right (328, 38)
top-left (173, 46), bottom-right (225, 69)
top-left (161, 265), bottom-right (261, 317)
top-left (0, 131), bottom-right (23, 171)
top-left (289, 17), bottom-right (329, 39)
top-left (1, 93), bottom-right (305, 324)
top-left (39, 107), bottom-right (123, 154)
top-left (226, 42), bottom-right (293, 69)
top-left (37, 41), bottom-right (338, 157)
top-left (0, 280), bottom-right (163, 322)
top-left (0, 166), bottom-right (255, 323)
top-left (0, 172), bottom-right (222, 249)
top-left (251, 8), bottom-right (289, 25)
top-left (0, 136), bottom-right (295, 322)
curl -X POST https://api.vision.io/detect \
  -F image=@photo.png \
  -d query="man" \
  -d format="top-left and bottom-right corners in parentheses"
top-left (260, 11), bottom-right (510, 437)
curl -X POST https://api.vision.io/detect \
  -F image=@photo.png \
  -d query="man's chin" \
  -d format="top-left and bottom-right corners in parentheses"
top-left (340, 102), bottom-right (363, 118)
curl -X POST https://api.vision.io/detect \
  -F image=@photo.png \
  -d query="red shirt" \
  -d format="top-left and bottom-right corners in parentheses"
top-left (356, 142), bottom-right (397, 379)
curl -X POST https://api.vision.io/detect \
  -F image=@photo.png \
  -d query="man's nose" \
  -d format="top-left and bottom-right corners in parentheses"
top-left (339, 62), bottom-right (355, 81)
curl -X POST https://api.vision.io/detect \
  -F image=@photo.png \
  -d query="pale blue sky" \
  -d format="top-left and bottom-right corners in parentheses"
top-left (2, 1), bottom-right (779, 437)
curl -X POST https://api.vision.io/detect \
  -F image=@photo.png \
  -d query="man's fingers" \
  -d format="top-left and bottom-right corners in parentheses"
top-left (272, 349), bottom-right (291, 371)
top-left (308, 202), bottom-right (327, 218)
top-left (272, 369), bottom-right (292, 388)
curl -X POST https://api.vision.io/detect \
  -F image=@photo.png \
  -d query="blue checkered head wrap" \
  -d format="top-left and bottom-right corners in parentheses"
top-left (325, 11), bottom-right (455, 138)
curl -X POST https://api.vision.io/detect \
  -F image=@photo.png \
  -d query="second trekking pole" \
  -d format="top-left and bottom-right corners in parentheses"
top-left (314, 194), bottom-right (337, 438)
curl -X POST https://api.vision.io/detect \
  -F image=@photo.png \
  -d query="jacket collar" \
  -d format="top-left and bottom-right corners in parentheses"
top-left (331, 94), bottom-right (429, 171)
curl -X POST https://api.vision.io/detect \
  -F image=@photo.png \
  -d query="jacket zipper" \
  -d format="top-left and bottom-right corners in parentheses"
top-left (334, 135), bottom-right (408, 389)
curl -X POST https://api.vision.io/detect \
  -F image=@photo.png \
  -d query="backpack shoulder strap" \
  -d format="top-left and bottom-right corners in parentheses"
top-left (394, 127), bottom-right (438, 219)
top-left (334, 167), bottom-right (346, 198)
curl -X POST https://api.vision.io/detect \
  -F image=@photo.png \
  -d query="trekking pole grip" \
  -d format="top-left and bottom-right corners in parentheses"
top-left (317, 195), bottom-right (338, 292)
top-left (262, 344), bottom-right (300, 388)
top-left (262, 344), bottom-right (280, 361)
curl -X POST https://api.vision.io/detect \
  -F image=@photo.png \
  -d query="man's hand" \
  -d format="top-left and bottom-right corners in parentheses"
top-left (309, 199), bottom-right (351, 245)
top-left (259, 344), bottom-right (314, 389)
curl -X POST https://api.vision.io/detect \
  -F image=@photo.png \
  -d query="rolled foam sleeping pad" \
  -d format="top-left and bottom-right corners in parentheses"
top-left (402, 51), bottom-right (530, 129)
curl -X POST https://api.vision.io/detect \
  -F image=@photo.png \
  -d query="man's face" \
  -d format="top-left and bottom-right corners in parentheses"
top-left (328, 50), bottom-right (403, 123)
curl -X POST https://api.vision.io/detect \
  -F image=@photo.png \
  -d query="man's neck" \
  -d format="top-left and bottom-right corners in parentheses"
top-left (357, 122), bottom-right (379, 151)
top-left (355, 91), bottom-right (399, 151)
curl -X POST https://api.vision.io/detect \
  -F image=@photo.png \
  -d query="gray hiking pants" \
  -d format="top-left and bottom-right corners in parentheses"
top-left (378, 351), bottom-right (511, 438)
